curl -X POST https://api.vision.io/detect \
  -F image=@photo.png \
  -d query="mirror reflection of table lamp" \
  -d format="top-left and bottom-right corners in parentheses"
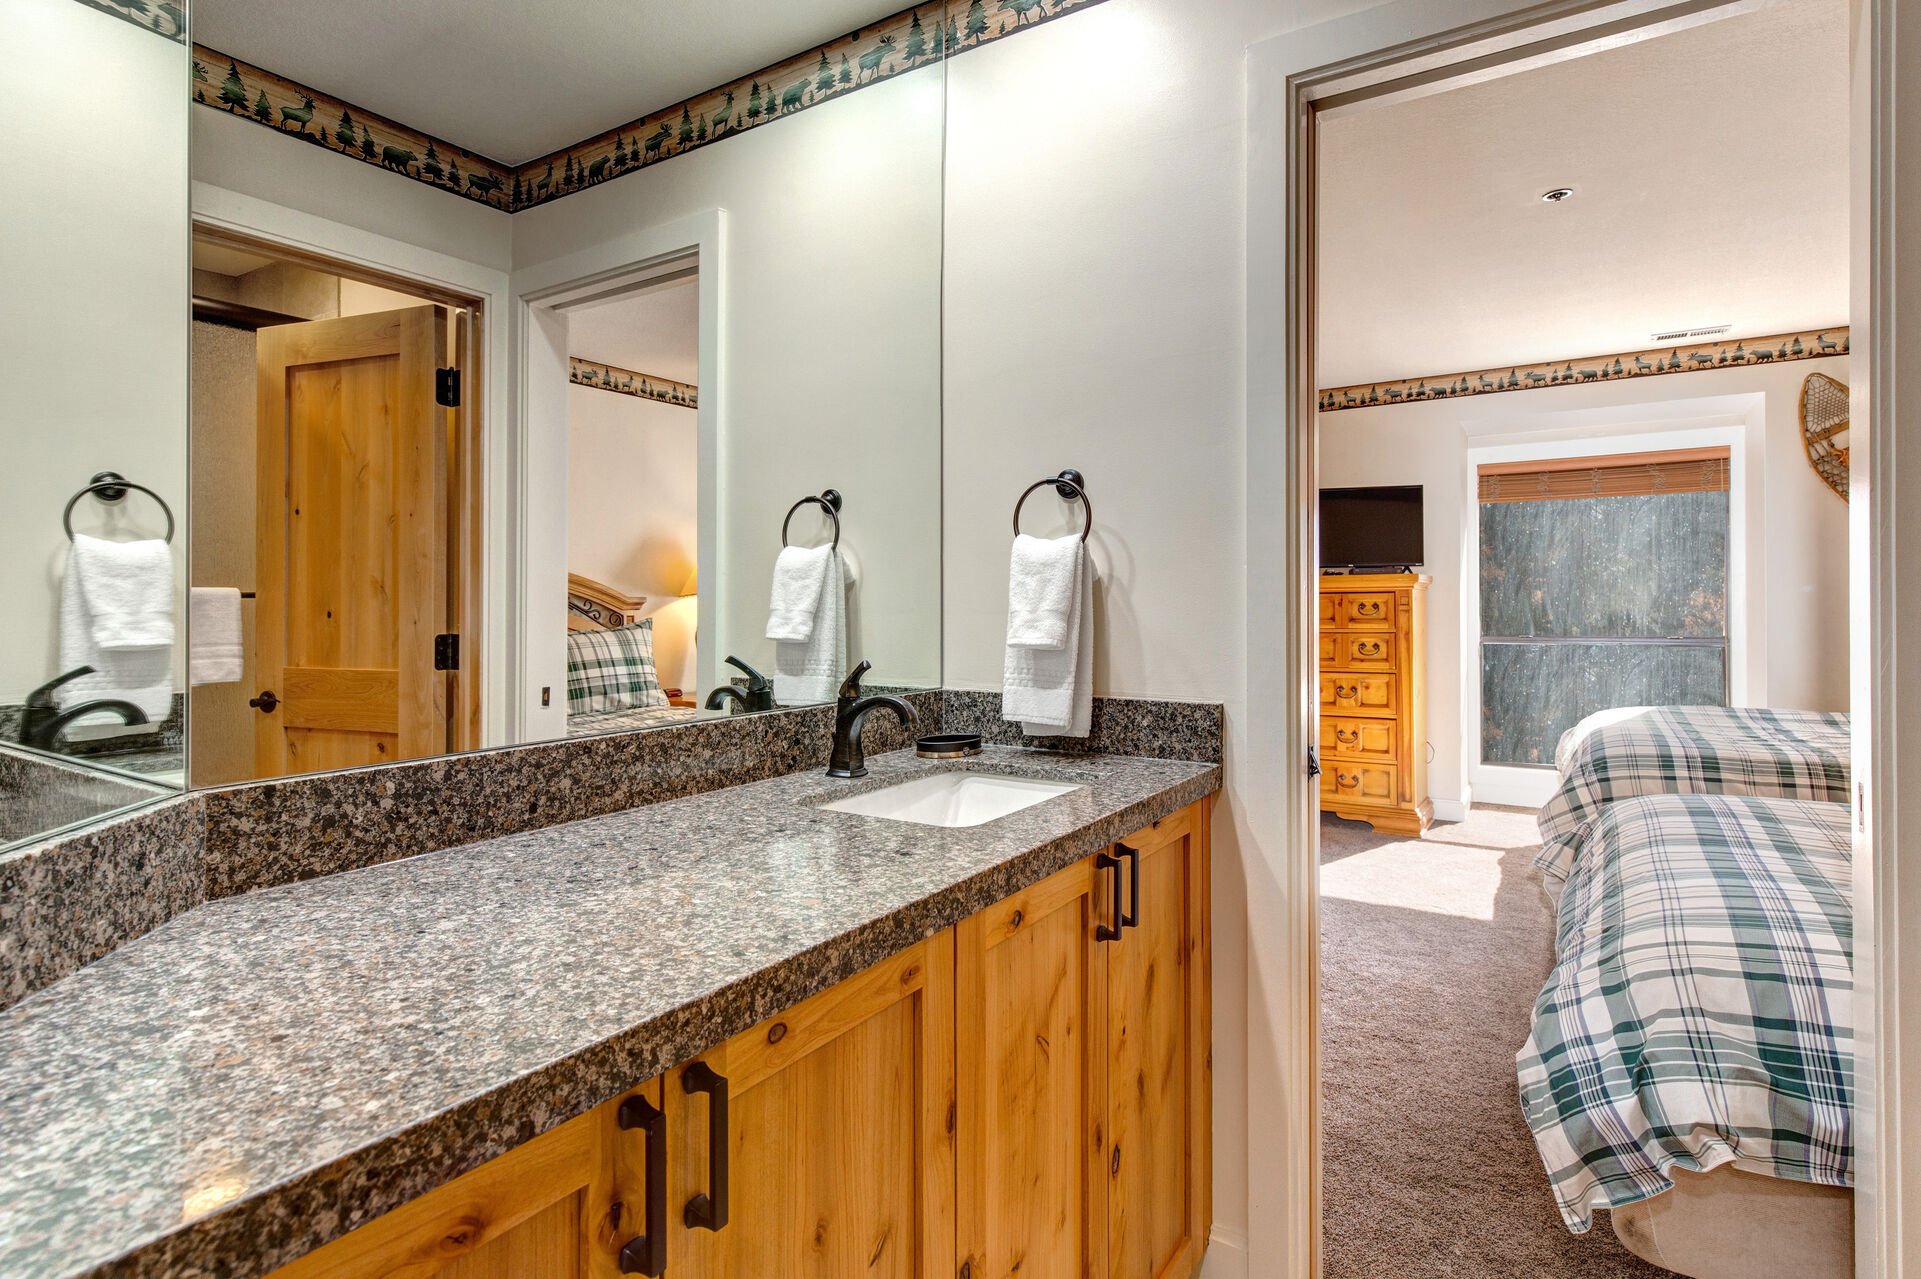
top-left (655, 562), bottom-right (698, 706)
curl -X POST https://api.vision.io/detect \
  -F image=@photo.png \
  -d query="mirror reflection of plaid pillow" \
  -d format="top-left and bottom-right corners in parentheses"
top-left (565, 620), bottom-right (668, 714)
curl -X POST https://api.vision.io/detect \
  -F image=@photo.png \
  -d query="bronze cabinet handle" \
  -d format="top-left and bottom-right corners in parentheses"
top-left (1354, 601), bottom-right (1383, 616)
top-left (1335, 684), bottom-right (1357, 699)
top-left (1335, 729), bottom-right (1358, 745)
top-left (615, 1095), bottom-right (666, 1275)
top-left (1095, 851), bottom-right (1125, 942)
top-left (1338, 773), bottom-right (1359, 789)
top-left (1356, 641), bottom-right (1382, 657)
top-left (681, 1063), bottom-right (729, 1232)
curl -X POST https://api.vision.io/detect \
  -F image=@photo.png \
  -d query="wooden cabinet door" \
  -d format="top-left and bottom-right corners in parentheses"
top-left (672, 937), bottom-right (956, 1279)
top-left (266, 1080), bottom-right (664, 1279)
top-left (1107, 804), bottom-right (1211, 1279)
top-left (957, 857), bottom-right (1110, 1279)
top-left (253, 306), bottom-right (450, 778)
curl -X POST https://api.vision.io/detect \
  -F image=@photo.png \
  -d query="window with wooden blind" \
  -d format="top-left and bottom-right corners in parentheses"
top-left (1478, 447), bottom-right (1730, 766)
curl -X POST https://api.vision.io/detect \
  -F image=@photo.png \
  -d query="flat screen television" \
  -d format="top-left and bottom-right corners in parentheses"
top-left (1320, 485), bottom-right (1424, 570)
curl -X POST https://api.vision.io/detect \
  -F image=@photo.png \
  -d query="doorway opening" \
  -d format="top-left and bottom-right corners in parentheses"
top-left (558, 269), bottom-right (705, 737)
top-left (1300, 2), bottom-right (1858, 1275)
top-left (188, 226), bottom-right (485, 786)
top-left (515, 236), bottom-right (720, 747)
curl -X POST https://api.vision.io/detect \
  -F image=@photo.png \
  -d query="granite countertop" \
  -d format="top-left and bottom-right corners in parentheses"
top-left (0, 747), bottom-right (1219, 1279)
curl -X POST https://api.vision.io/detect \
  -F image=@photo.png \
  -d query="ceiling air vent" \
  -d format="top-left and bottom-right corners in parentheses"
top-left (1649, 324), bottom-right (1731, 343)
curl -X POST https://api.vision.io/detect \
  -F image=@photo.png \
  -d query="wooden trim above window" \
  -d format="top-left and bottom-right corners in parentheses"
top-left (1477, 447), bottom-right (1730, 503)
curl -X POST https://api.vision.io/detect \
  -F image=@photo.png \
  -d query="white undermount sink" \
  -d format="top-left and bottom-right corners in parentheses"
top-left (819, 772), bottom-right (1083, 828)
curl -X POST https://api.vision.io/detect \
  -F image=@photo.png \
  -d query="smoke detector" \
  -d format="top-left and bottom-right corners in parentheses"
top-left (1540, 187), bottom-right (1575, 203)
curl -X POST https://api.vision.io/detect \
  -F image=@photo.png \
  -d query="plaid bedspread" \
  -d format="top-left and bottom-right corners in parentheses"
top-left (1517, 794), bottom-right (1854, 1232)
top-left (1535, 705), bottom-right (1851, 883)
top-left (566, 704), bottom-right (700, 737)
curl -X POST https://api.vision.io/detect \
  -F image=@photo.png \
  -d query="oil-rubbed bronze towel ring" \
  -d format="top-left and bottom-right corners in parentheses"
top-left (63, 471), bottom-right (175, 544)
top-left (781, 489), bottom-right (842, 550)
top-left (1012, 469), bottom-right (1093, 543)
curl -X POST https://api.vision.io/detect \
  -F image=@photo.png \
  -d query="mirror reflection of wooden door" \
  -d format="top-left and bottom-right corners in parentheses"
top-left (253, 306), bottom-right (450, 776)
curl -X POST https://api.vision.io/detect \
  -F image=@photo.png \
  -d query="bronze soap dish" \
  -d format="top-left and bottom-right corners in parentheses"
top-left (915, 733), bottom-right (983, 759)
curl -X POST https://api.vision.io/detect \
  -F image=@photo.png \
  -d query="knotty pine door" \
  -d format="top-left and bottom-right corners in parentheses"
top-left (253, 306), bottom-right (451, 777)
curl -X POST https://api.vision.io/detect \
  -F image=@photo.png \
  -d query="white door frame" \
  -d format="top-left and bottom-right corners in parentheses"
top-left (1245, 0), bottom-right (1908, 1274)
top-left (188, 182), bottom-right (515, 748)
top-left (507, 210), bottom-right (726, 742)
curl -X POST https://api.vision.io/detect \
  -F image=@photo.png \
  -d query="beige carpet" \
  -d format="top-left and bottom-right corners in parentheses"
top-left (1320, 806), bottom-right (1673, 1278)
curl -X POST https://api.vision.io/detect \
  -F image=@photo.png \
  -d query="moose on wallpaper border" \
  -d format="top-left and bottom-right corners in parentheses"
top-left (1319, 328), bottom-right (1851, 413)
top-left (182, 0), bottom-right (1113, 213)
top-left (569, 358), bottom-right (699, 411)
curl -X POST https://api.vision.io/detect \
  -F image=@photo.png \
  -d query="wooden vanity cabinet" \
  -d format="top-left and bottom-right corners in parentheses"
top-left (957, 799), bottom-right (1212, 1279)
top-left (668, 938), bottom-right (956, 1279)
top-left (267, 801), bottom-right (1210, 1279)
top-left (268, 1077), bottom-right (667, 1279)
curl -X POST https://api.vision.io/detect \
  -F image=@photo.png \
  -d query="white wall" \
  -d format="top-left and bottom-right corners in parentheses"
top-left (1, 0), bottom-right (189, 703)
top-left (1317, 357), bottom-right (1851, 808)
top-left (566, 385), bottom-right (701, 693)
top-left (192, 108), bottom-right (512, 272)
top-left (512, 72), bottom-right (945, 695)
top-left (943, 3), bottom-right (1344, 1261)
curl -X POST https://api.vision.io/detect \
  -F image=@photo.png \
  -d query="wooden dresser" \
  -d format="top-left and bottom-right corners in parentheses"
top-left (1319, 572), bottom-right (1431, 834)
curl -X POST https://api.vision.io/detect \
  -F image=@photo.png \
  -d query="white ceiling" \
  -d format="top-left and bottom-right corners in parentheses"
top-left (568, 278), bottom-right (700, 383)
top-left (191, 0), bottom-right (909, 164)
top-left (1316, 0), bottom-right (1849, 388)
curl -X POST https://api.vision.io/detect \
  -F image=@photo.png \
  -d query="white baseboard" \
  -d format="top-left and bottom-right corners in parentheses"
top-left (1199, 1227), bottom-right (1249, 1278)
top-left (1430, 796), bottom-right (1469, 823)
top-left (1468, 764), bottom-right (1557, 810)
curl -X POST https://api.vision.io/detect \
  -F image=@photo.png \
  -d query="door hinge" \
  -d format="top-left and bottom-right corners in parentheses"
top-left (435, 366), bottom-right (461, 407)
top-left (434, 633), bottom-right (460, 671)
top-left (1307, 747), bottom-right (1322, 778)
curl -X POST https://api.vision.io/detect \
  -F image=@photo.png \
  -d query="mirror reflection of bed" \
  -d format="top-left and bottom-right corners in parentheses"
top-left (563, 574), bottom-right (699, 737)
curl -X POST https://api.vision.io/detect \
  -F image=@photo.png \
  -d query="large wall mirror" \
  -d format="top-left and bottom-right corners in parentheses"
top-left (183, 2), bottom-right (946, 784)
top-left (2, 0), bottom-right (190, 850)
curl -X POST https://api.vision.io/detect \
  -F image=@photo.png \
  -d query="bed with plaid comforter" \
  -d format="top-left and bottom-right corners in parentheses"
top-left (1517, 793), bottom-right (1854, 1232)
top-left (1535, 705), bottom-right (1850, 884)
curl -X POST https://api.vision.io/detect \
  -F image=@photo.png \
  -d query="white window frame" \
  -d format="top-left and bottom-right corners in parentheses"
top-left (1459, 405), bottom-right (1756, 807)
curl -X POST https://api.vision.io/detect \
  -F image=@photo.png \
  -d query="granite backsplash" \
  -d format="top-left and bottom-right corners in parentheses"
top-left (1, 692), bottom-right (1222, 1010)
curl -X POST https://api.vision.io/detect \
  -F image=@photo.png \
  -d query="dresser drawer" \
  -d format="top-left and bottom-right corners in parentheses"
top-left (1323, 633), bottom-right (1395, 671)
top-left (1322, 716), bottom-right (1395, 762)
top-left (1320, 674), bottom-right (1397, 717)
top-left (1323, 761), bottom-right (1400, 808)
top-left (1337, 594), bottom-right (1396, 629)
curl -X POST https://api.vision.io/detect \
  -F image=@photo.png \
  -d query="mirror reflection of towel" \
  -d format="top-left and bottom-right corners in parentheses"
top-left (60, 534), bottom-right (174, 722)
top-left (189, 587), bottom-right (244, 686)
top-left (770, 550), bottom-right (846, 706)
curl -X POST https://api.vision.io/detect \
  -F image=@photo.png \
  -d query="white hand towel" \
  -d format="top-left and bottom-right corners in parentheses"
top-left (59, 541), bottom-right (174, 724)
top-left (1006, 533), bottom-right (1082, 649)
top-left (190, 587), bottom-right (244, 686)
top-left (1003, 545), bottom-right (1093, 738)
top-left (773, 549), bottom-right (846, 705)
top-left (71, 533), bottom-right (174, 650)
top-left (766, 544), bottom-right (834, 643)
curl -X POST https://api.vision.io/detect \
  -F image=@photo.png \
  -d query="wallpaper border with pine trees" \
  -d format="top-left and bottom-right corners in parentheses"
top-left (71, 0), bottom-right (185, 42)
top-left (192, 46), bottom-right (516, 209)
top-left (1318, 328), bottom-right (1852, 413)
top-left (188, 0), bottom-right (1114, 213)
top-left (570, 358), bottom-right (699, 410)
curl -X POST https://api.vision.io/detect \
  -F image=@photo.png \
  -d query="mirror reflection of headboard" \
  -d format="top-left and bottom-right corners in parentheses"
top-left (566, 573), bottom-right (646, 632)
